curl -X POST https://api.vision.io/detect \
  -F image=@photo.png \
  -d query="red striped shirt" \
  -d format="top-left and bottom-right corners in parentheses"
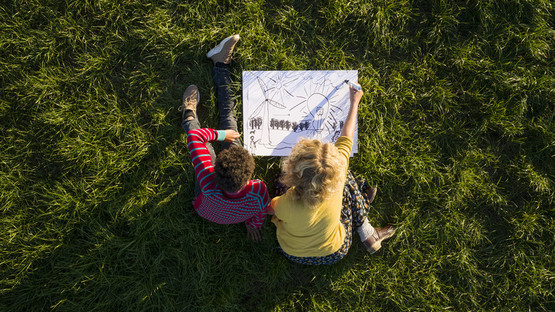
top-left (187, 128), bottom-right (270, 229)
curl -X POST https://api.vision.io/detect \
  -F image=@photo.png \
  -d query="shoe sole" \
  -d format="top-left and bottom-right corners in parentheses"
top-left (206, 35), bottom-right (239, 59)
top-left (366, 245), bottom-right (381, 254)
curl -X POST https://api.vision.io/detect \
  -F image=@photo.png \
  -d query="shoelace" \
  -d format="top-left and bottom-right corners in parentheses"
top-left (178, 98), bottom-right (196, 112)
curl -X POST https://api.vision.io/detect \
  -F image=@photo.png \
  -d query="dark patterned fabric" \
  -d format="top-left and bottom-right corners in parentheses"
top-left (278, 170), bottom-right (371, 265)
top-left (274, 173), bottom-right (289, 197)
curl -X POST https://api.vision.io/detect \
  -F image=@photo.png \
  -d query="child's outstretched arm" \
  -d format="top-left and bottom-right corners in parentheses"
top-left (340, 85), bottom-right (363, 139)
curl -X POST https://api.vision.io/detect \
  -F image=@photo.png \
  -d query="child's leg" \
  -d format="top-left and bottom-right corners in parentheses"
top-left (343, 170), bottom-right (395, 253)
top-left (181, 97), bottom-right (216, 197)
top-left (343, 170), bottom-right (380, 244)
top-left (212, 63), bottom-right (241, 150)
top-left (344, 170), bottom-right (372, 229)
top-left (182, 117), bottom-right (217, 161)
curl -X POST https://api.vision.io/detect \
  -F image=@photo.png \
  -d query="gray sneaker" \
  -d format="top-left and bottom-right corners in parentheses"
top-left (206, 34), bottom-right (240, 64)
top-left (180, 84), bottom-right (199, 120)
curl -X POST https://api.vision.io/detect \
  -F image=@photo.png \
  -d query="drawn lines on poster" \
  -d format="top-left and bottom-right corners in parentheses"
top-left (243, 70), bottom-right (358, 156)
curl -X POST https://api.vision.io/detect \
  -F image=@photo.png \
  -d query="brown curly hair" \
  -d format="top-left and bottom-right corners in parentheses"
top-left (281, 139), bottom-right (347, 207)
top-left (214, 145), bottom-right (255, 193)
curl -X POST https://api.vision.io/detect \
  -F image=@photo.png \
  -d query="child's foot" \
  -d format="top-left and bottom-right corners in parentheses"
top-left (207, 34), bottom-right (240, 64)
top-left (181, 84), bottom-right (199, 121)
top-left (367, 186), bottom-right (377, 204)
top-left (359, 179), bottom-right (377, 204)
top-left (362, 225), bottom-right (395, 254)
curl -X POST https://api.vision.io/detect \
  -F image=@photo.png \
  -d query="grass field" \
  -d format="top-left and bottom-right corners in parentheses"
top-left (1, 0), bottom-right (554, 311)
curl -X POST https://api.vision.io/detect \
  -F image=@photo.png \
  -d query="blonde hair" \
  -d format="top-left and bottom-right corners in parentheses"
top-left (281, 139), bottom-right (347, 207)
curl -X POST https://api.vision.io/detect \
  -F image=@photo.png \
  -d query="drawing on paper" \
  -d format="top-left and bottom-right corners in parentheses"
top-left (242, 70), bottom-right (358, 156)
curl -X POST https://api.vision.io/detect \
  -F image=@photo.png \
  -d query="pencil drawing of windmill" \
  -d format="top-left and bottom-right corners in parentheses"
top-left (248, 77), bottom-right (286, 145)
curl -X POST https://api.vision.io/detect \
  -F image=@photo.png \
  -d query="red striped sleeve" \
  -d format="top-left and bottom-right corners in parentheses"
top-left (187, 128), bottom-right (220, 193)
top-left (245, 180), bottom-right (270, 229)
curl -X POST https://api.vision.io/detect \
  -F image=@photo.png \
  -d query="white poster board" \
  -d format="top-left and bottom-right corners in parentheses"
top-left (242, 70), bottom-right (358, 156)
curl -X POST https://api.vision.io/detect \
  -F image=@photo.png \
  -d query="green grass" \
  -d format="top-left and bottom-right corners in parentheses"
top-left (1, 0), bottom-right (553, 311)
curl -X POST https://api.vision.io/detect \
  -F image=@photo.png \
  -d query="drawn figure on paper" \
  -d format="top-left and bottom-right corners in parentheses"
top-left (249, 135), bottom-right (261, 151)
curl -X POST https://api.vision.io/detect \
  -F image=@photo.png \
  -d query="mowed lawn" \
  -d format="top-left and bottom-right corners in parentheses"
top-left (0, 1), bottom-right (553, 311)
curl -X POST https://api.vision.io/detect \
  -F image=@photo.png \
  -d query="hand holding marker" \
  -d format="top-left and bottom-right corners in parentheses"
top-left (344, 79), bottom-right (361, 91)
top-left (349, 81), bottom-right (361, 91)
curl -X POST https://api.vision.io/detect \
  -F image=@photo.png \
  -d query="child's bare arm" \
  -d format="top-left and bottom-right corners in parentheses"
top-left (339, 86), bottom-right (363, 139)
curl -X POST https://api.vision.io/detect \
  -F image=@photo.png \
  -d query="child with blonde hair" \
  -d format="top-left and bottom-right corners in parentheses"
top-left (270, 85), bottom-right (395, 265)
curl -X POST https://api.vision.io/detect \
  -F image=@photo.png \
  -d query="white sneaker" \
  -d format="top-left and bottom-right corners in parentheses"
top-left (206, 34), bottom-right (240, 64)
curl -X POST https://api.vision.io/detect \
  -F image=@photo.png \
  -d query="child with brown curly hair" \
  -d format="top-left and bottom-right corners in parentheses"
top-left (270, 85), bottom-right (395, 264)
top-left (181, 35), bottom-right (269, 241)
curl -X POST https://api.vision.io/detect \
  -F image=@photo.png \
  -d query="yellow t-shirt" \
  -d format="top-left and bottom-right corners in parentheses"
top-left (271, 136), bottom-right (353, 257)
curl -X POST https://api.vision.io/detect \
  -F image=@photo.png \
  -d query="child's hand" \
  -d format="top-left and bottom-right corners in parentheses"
top-left (350, 85), bottom-right (363, 105)
top-left (224, 130), bottom-right (240, 142)
top-left (246, 226), bottom-right (261, 242)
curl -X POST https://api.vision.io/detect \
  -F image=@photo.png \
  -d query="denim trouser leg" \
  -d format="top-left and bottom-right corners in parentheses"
top-left (213, 63), bottom-right (241, 150)
top-left (182, 117), bottom-right (216, 197)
